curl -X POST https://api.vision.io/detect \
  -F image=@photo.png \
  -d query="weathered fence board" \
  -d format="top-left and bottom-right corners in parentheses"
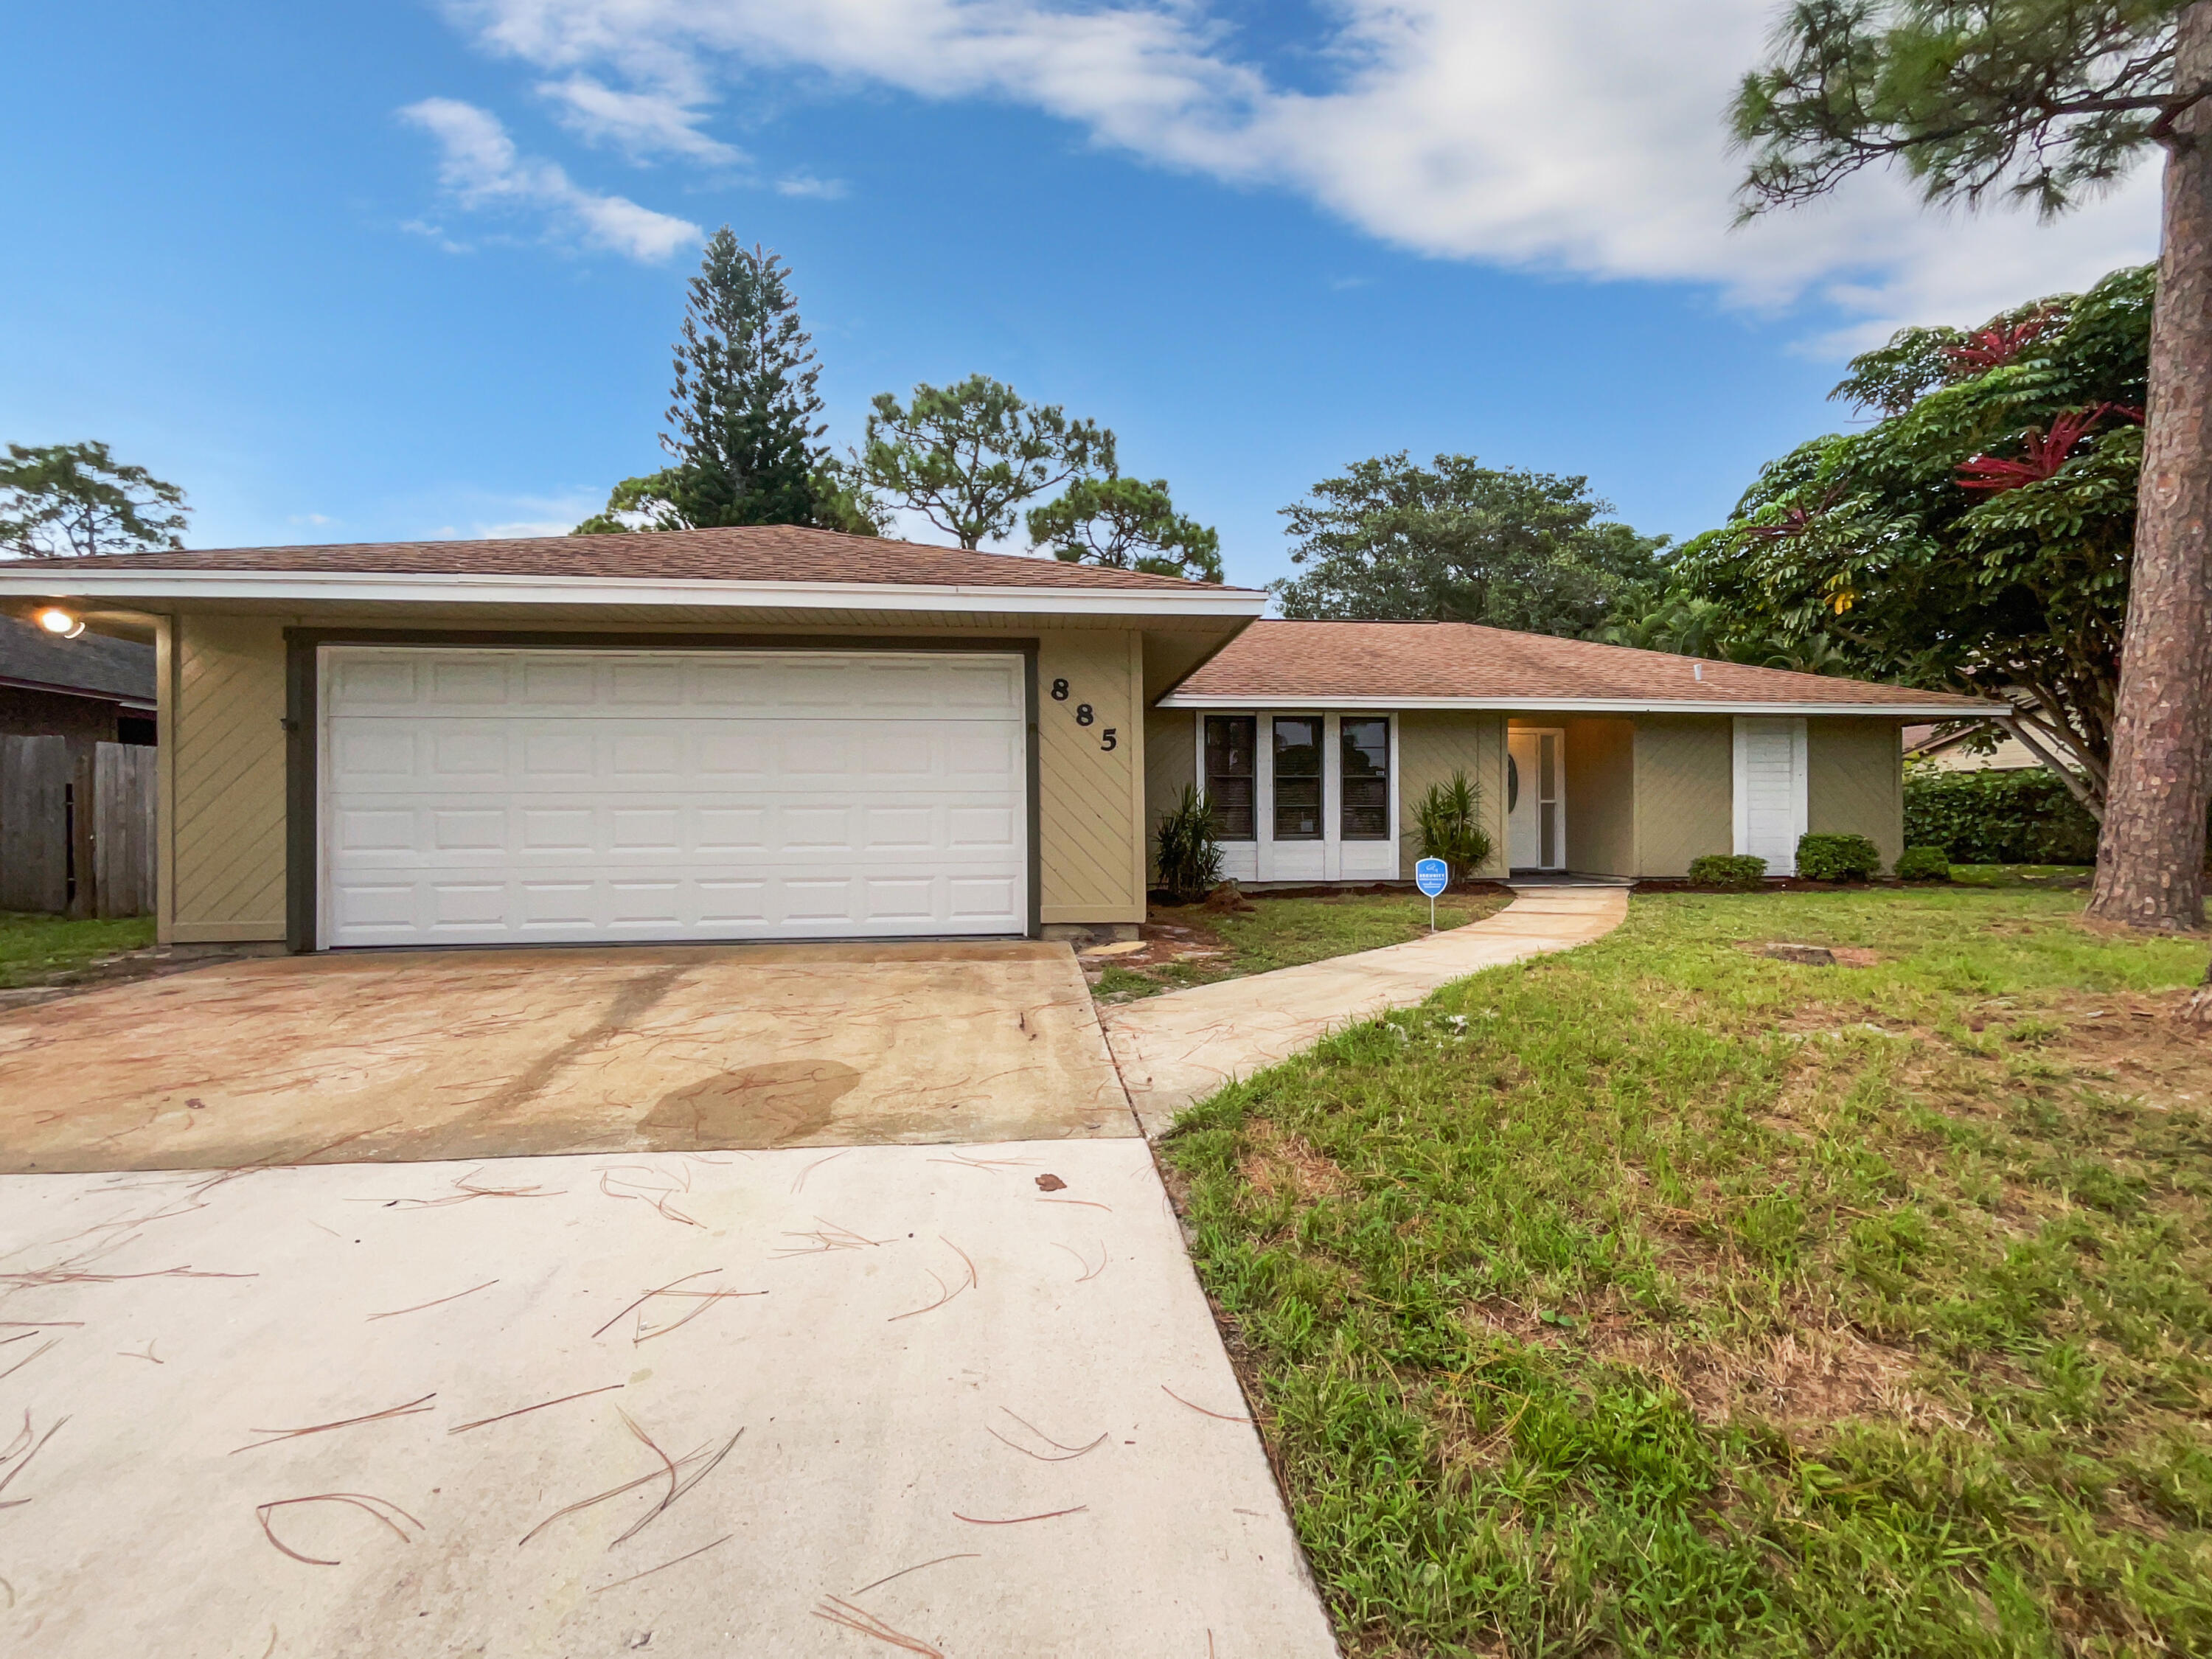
top-left (1, 735), bottom-right (71, 914)
top-left (94, 742), bottom-right (157, 919)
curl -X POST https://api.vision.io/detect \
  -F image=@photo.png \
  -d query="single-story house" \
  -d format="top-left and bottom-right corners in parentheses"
top-left (0, 611), bottom-right (158, 751)
top-left (1147, 621), bottom-right (1984, 888)
top-left (0, 527), bottom-right (1984, 952)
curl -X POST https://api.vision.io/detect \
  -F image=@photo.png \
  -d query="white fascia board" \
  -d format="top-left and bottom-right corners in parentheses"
top-left (0, 568), bottom-right (1270, 619)
top-left (1157, 694), bottom-right (1992, 717)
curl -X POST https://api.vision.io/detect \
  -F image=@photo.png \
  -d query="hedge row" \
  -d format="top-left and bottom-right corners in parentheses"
top-left (1902, 765), bottom-right (2098, 864)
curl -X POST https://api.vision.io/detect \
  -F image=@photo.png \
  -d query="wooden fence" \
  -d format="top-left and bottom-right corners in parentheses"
top-left (0, 736), bottom-right (157, 917)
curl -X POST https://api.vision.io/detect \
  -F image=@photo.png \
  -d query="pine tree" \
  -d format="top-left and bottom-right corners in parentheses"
top-left (661, 229), bottom-right (830, 529)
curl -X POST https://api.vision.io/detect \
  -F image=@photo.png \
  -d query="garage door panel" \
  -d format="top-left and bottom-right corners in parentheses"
top-left (321, 647), bottom-right (1029, 946)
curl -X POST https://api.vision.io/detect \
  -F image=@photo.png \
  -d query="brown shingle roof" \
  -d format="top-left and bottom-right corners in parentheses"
top-left (1164, 621), bottom-right (1989, 711)
top-left (58, 524), bottom-right (1256, 594)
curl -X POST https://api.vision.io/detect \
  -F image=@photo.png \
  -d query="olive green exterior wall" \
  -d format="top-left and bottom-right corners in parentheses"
top-left (1396, 711), bottom-right (1508, 879)
top-left (161, 615), bottom-right (290, 944)
top-left (1632, 715), bottom-right (1734, 878)
top-left (1559, 717), bottom-right (1636, 877)
top-left (1034, 630), bottom-right (1147, 925)
top-left (1142, 706), bottom-right (1196, 884)
top-left (1809, 717), bottom-right (1906, 871)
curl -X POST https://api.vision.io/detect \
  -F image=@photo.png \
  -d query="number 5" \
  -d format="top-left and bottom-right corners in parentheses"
top-left (1100, 728), bottom-right (1118, 751)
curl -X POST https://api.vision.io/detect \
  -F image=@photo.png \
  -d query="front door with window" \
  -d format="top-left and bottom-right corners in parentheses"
top-left (1506, 727), bottom-right (1565, 872)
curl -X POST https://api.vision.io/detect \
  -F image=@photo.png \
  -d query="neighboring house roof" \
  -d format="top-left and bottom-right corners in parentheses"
top-left (0, 613), bottom-right (156, 708)
top-left (47, 525), bottom-right (1248, 594)
top-left (1903, 720), bottom-right (2045, 771)
top-left (1159, 620), bottom-right (1990, 715)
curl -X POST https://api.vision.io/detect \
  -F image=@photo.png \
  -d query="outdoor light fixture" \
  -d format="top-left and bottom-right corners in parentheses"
top-left (35, 608), bottom-right (86, 639)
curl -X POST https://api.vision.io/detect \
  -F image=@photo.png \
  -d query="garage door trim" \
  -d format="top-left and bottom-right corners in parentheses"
top-left (284, 630), bottom-right (1041, 951)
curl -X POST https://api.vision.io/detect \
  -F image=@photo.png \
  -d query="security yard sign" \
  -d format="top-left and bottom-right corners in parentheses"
top-left (1414, 858), bottom-right (1449, 929)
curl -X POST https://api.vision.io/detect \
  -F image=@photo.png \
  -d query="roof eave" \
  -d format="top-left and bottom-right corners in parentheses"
top-left (1155, 693), bottom-right (1993, 717)
top-left (0, 568), bottom-right (1269, 619)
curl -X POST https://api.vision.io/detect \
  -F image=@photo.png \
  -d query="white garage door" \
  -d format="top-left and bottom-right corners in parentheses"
top-left (319, 646), bottom-right (1028, 947)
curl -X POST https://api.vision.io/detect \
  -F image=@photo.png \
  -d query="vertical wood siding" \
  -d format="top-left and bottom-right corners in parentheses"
top-left (170, 616), bottom-right (288, 942)
top-left (1634, 716), bottom-right (1733, 877)
top-left (1809, 717), bottom-right (1907, 869)
top-left (1397, 712), bottom-right (1507, 878)
top-left (1037, 630), bottom-right (1144, 922)
top-left (1142, 706), bottom-right (1197, 883)
top-left (1561, 717), bottom-right (1636, 875)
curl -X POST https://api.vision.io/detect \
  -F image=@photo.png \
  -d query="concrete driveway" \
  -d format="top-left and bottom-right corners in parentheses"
top-left (0, 1141), bottom-right (1338, 1657)
top-left (0, 941), bottom-right (1133, 1174)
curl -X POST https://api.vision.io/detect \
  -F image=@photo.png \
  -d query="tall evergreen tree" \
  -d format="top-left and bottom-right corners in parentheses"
top-left (663, 229), bottom-right (827, 528)
top-left (577, 229), bottom-right (880, 535)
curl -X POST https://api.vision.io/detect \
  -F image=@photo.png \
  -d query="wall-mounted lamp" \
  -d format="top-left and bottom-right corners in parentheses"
top-left (35, 608), bottom-right (85, 640)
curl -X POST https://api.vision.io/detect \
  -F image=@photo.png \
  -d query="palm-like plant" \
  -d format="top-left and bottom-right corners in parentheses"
top-left (1413, 771), bottom-right (1492, 886)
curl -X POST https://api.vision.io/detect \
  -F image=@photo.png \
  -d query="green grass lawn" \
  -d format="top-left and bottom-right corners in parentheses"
top-left (1165, 889), bottom-right (2211, 1656)
top-left (1093, 889), bottom-right (1513, 1002)
top-left (0, 911), bottom-right (157, 989)
top-left (1950, 864), bottom-right (2096, 889)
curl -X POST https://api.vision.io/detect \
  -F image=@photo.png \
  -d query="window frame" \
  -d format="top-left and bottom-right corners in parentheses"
top-left (1270, 712), bottom-right (1326, 842)
top-left (1201, 713), bottom-right (1259, 843)
top-left (1338, 714), bottom-right (1391, 842)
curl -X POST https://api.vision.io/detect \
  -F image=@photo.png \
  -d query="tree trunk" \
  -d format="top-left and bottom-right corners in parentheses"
top-left (2090, 0), bottom-right (2212, 933)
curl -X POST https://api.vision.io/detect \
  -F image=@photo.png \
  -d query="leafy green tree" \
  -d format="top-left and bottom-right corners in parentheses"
top-left (1590, 591), bottom-right (1855, 673)
top-left (860, 375), bottom-right (1112, 549)
top-left (1675, 265), bottom-right (2152, 820)
top-left (1026, 474), bottom-right (1221, 582)
top-left (1730, 0), bottom-right (2212, 931)
top-left (1273, 453), bottom-right (1666, 634)
top-left (571, 469), bottom-right (684, 535)
top-left (577, 229), bottom-right (873, 536)
top-left (0, 442), bottom-right (188, 558)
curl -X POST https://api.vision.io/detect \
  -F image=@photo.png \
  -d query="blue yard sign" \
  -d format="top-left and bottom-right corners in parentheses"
top-left (1414, 857), bottom-right (1449, 931)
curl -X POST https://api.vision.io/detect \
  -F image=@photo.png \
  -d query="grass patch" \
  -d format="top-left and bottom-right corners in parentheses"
top-left (1165, 888), bottom-right (2212, 1656)
top-left (1950, 863), bottom-right (2096, 889)
top-left (0, 912), bottom-right (156, 990)
top-left (1091, 890), bottom-right (1511, 1003)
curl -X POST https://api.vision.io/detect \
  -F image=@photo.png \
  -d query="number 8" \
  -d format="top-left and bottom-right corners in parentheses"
top-left (1075, 703), bottom-right (1094, 726)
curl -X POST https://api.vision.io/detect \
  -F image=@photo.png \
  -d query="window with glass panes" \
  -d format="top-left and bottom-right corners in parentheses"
top-left (1339, 717), bottom-right (1389, 840)
top-left (1203, 716), bottom-right (1256, 840)
top-left (1272, 716), bottom-right (1323, 839)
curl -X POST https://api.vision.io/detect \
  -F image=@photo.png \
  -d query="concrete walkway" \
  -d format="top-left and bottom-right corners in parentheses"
top-left (1102, 886), bottom-right (1631, 1136)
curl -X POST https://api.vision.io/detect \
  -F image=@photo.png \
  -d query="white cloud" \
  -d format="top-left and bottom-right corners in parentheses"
top-left (399, 97), bottom-right (703, 261)
top-left (441, 0), bottom-right (2162, 343)
top-left (537, 74), bottom-right (746, 163)
top-left (776, 172), bottom-right (848, 198)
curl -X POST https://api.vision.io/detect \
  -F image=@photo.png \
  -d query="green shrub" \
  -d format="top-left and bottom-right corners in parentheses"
top-left (1687, 853), bottom-right (1767, 890)
top-left (1155, 785), bottom-right (1223, 903)
top-left (1413, 770), bottom-right (1492, 886)
top-left (1903, 764), bottom-right (2098, 863)
top-left (1797, 832), bottom-right (1883, 882)
top-left (1894, 845), bottom-right (1952, 883)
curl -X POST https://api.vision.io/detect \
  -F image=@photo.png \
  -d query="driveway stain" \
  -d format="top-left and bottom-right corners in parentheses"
top-left (641, 1060), bottom-right (862, 1148)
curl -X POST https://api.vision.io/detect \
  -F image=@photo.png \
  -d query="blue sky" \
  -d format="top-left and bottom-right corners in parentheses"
top-left (5, 1), bottom-right (2159, 591)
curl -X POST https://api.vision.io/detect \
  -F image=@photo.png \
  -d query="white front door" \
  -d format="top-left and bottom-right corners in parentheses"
top-left (1506, 728), bottom-right (1565, 871)
top-left (1733, 716), bottom-right (1808, 874)
top-left (318, 646), bottom-right (1028, 947)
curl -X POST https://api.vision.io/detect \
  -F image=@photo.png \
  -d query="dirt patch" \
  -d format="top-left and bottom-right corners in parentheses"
top-left (2053, 988), bottom-right (2212, 1110)
top-left (1238, 1122), bottom-right (1354, 1204)
top-left (1592, 1323), bottom-right (1958, 1430)
top-left (641, 1060), bottom-right (864, 1148)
